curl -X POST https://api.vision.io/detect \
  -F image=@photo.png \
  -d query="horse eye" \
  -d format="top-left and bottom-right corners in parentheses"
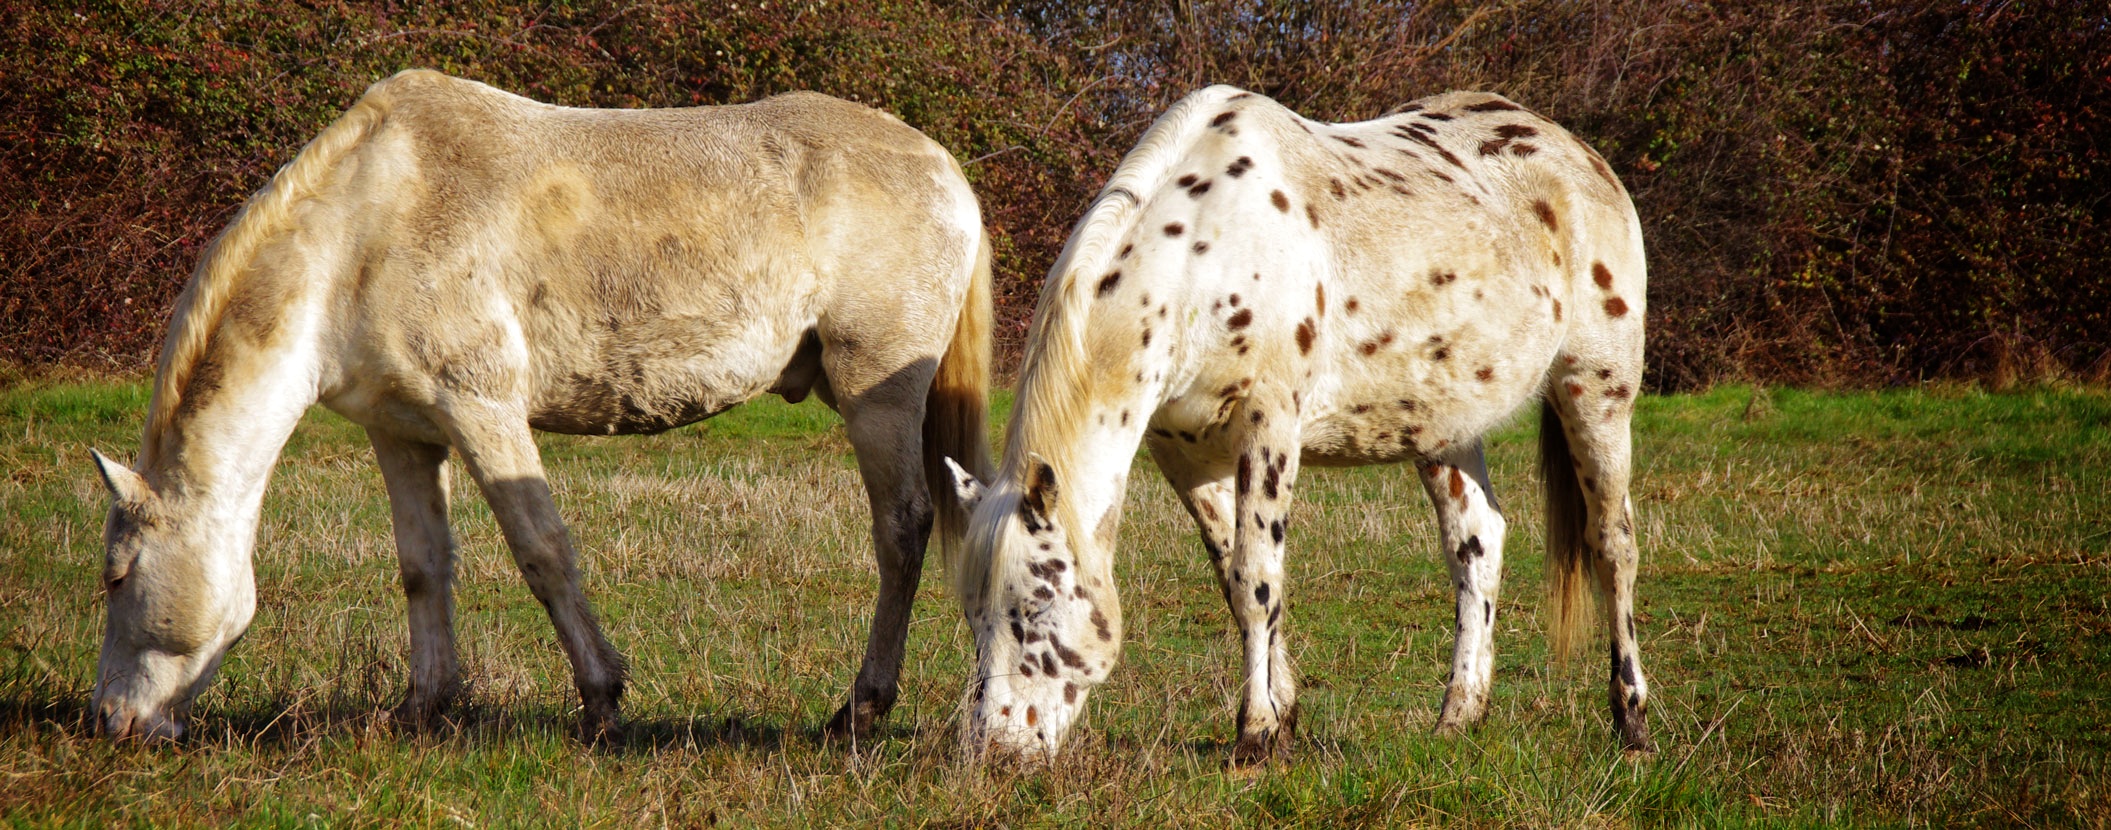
top-left (105, 575), bottom-right (126, 593)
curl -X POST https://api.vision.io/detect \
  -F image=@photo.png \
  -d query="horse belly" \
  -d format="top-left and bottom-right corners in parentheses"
top-left (527, 315), bottom-right (810, 436)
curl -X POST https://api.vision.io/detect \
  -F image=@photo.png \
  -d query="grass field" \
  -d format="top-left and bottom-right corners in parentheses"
top-left (2, 377), bottom-right (2107, 827)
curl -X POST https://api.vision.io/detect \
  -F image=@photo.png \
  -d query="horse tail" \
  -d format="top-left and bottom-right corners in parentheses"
top-left (927, 227), bottom-right (995, 581)
top-left (142, 72), bottom-right (404, 463)
top-left (1541, 398), bottom-right (1596, 659)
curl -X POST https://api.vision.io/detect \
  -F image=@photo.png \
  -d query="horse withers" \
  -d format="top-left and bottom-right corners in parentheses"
top-left (946, 86), bottom-right (1650, 762)
top-left (88, 70), bottom-right (993, 742)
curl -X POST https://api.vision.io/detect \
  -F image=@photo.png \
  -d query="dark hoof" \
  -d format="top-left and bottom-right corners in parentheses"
top-left (1230, 728), bottom-right (1292, 767)
top-left (823, 698), bottom-right (886, 741)
top-left (389, 694), bottom-right (456, 732)
top-left (1619, 725), bottom-right (1656, 755)
top-left (580, 706), bottom-right (623, 746)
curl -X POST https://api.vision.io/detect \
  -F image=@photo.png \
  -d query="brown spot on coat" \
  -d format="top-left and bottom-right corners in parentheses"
top-left (1605, 297), bottom-right (1629, 317)
top-left (1164, 222), bottom-right (1185, 237)
top-left (1096, 271), bottom-right (1123, 297)
top-left (1193, 241), bottom-right (1211, 254)
top-left (1227, 308), bottom-right (1253, 329)
top-left (1211, 111), bottom-right (1237, 127)
top-left (1188, 180), bottom-right (1213, 198)
top-left (1296, 318), bottom-right (1316, 354)
top-left (1532, 200), bottom-right (1558, 230)
top-left (1448, 467), bottom-right (1465, 499)
top-left (1305, 204), bottom-right (1321, 228)
top-left (1228, 156), bottom-right (1255, 177)
top-left (1334, 134), bottom-right (1365, 148)
top-left (1496, 124), bottom-right (1539, 139)
top-left (1465, 99), bottom-right (1522, 112)
top-left (1593, 262), bottom-right (1614, 289)
top-left (1476, 366), bottom-right (1494, 381)
top-left (1271, 190), bottom-right (1290, 212)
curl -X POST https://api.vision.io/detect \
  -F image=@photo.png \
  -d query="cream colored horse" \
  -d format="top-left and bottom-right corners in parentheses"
top-left (946, 86), bottom-right (1650, 762)
top-left (88, 70), bottom-right (993, 742)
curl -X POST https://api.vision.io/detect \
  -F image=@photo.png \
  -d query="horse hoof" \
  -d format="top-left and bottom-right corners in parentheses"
top-left (1229, 727), bottom-right (1291, 768)
top-left (390, 696), bottom-right (455, 732)
top-left (823, 700), bottom-right (883, 741)
top-left (1431, 717), bottom-right (1474, 738)
top-left (580, 708), bottom-right (623, 746)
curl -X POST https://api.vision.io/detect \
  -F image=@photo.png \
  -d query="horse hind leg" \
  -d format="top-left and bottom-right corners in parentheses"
top-left (442, 403), bottom-right (628, 742)
top-left (371, 432), bottom-right (462, 729)
top-left (1418, 440), bottom-right (1509, 735)
top-left (822, 359), bottom-right (939, 741)
top-left (1546, 361), bottom-right (1652, 751)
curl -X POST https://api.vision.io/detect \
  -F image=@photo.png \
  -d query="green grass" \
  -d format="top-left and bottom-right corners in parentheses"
top-left (2, 377), bottom-right (2107, 826)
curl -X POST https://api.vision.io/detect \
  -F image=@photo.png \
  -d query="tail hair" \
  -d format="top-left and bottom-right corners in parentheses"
top-left (1541, 399), bottom-right (1597, 658)
top-left (927, 229), bottom-right (995, 583)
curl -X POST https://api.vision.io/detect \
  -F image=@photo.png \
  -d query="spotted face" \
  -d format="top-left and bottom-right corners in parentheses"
top-left (949, 457), bottom-right (1121, 759)
top-left (90, 451), bottom-right (257, 741)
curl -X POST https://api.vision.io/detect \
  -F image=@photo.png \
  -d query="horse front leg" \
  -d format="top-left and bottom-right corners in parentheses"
top-left (1146, 440), bottom-right (1238, 614)
top-left (443, 404), bottom-right (627, 743)
top-left (1224, 422), bottom-right (1302, 765)
top-left (1418, 440), bottom-right (1509, 735)
top-left (371, 431), bottom-right (462, 729)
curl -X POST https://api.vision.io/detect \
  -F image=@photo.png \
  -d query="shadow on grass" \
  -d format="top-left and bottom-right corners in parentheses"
top-left (0, 688), bottom-right (820, 756)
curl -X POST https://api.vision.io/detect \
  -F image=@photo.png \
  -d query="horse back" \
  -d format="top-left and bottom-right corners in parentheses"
top-left (315, 72), bottom-right (978, 436)
top-left (1060, 87), bottom-right (1642, 467)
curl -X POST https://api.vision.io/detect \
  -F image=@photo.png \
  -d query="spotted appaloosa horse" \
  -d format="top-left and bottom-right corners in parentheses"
top-left (944, 86), bottom-right (1650, 763)
top-left (87, 70), bottom-right (993, 742)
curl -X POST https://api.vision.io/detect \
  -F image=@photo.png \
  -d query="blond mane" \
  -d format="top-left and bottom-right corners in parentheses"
top-left (1002, 87), bottom-right (1252, 484)
top-left (965, 87), bottom-right (1252, 594)
top-left (139, 81), bottom-right (396, 467)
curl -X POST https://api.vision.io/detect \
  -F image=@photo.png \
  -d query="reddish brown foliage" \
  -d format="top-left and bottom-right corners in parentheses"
top-left (4, 1), bottom-right (2105, 388)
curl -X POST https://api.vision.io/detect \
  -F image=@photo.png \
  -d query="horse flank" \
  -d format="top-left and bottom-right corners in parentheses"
top-left (140, 86), bottom-right (395, 468)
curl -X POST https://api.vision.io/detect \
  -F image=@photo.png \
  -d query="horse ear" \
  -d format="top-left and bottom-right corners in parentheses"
top-left (1021, 452), bottom-right (1059, 521)
top-left (90, 449), bottom-right (152, 507)
top-left (944, 457), bottom-right (984, 508)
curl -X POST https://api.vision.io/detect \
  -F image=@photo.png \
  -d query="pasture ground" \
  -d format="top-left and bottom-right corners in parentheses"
top-left (2, 377), bottom-right (2106, 826)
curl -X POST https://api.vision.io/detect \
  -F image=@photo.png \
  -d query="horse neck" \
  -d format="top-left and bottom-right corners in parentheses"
top-left (141, 309), bottom-right (325, 532)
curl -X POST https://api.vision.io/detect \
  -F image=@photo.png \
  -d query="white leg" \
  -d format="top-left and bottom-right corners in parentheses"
top-left (1221, 408), bottom-right (1301, 764)
top-left (1549, 363), bottom-right (1652, 751)
top-left (1419, 440), bottom-right (1509, 733)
